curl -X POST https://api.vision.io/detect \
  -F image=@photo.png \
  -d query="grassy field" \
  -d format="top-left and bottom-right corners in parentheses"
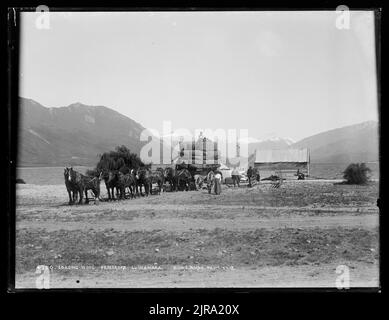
top-left (15, 179), bottom-right (379, 288)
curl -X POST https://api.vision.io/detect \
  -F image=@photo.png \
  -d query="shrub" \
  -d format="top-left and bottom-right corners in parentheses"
top-left (343, 163), bottom-right (371, 184)
top-left (92, 145), bottom-right (145, 177)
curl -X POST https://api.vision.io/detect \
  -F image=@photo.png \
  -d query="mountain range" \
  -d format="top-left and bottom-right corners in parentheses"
top-left (17, 97), bottom-right (379, 166)
top-left (18, 98), bottom-right (146, 166)
top-left (292, 120), bottom-right (379, 163)
top-left (243, 136), bottom-right (295, 155)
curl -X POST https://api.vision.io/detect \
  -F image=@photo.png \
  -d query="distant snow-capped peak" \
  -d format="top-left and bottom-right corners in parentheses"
top-left (281, 137), bottom-right (296, 145)
top-left (238, 137), bottom-right (261, 144)
top-left (241, 136), bottom-right (295, 145)
top-left (263, 137), bottom-right (295, 144)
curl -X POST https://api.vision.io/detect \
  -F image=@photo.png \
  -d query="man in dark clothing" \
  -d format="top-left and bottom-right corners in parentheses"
top-left (297, 169), bottom-right (305, 180)
top-left (247, 166), bottom-right (253, 187)
top-left (255, 170), bottom-right (260, 182)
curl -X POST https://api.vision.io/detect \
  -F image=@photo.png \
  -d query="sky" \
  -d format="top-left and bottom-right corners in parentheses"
top-left (19, 11), bottom-right (379, 142)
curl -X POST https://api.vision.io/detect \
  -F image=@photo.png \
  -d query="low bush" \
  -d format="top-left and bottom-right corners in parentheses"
top-left (343, 163), bottom-right (371, 184)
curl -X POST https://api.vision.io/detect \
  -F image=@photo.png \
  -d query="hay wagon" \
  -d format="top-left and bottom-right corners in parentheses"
top-left (174, 136), bottom-right (221, 176)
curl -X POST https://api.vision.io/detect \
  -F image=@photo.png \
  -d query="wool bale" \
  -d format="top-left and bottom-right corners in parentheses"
top-left (180, 140), bottom-right (218, 151)
top-left (180, 150), bottom-right (220, 158)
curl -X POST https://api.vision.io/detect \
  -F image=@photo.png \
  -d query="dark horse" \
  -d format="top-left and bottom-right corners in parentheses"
top-left (84, 171), bottom-right (103, 204)
top-left (176, 168), bottom-right (192, 191)
top-left (67, 167), bottom-right (85, 204)
top-left (149, 168), bottom-right (165, 195)
top-left (116, 171), bottom-right (137, 199)
top-left (136, 167), bottom-right (151, 196)
top-left (64, 167), bottom-right (78, 205)
top-left (163, 167), bottom-right (177, 192)
top-left (68, 167), bottom-right (100, 204)
top-left (104, 171), bottom-right (119, 201)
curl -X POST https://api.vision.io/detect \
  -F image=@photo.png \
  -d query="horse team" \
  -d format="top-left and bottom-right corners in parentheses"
top-left (64, 166), bottom-right (208, 205)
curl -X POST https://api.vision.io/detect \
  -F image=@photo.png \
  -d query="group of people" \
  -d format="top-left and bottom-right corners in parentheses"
top-left (230, 166), bottom-right (260, 188)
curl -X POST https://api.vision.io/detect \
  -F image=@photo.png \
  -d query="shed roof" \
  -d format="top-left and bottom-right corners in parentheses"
top-left (255, 149), bottom-right (309, 163)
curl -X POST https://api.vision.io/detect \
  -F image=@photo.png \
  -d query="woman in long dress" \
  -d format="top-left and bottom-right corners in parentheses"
top-left (214, 170), bottom-right (222, 195)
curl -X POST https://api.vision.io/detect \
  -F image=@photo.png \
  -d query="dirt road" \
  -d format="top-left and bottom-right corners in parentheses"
top-left (17, 214), bottom-right (378, 232)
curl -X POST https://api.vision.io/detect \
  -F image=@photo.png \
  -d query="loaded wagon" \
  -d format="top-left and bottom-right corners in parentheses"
top-left (173, 136), bottom-right (221, 176)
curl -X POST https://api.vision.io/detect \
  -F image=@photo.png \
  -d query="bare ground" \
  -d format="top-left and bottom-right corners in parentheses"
top-left (15, 180), bottom-right (380, 288)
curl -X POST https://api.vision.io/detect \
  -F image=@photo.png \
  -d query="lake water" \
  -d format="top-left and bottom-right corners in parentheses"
top-left (17, 166), bottom-right (92, 185)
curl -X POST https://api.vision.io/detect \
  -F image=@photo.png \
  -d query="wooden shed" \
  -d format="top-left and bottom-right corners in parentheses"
top-left (254, 149), bottom-right (310, 179)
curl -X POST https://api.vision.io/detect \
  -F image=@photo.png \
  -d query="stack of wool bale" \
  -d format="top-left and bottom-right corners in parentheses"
top-left (178, 137), bottom-right (220, 165)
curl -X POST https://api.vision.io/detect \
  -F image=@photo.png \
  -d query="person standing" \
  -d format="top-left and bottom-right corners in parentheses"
top-left (214, 170), bottom-right (222, 195)
top-left (247, 166), bottom-right (253, 187)
top-left (231, 167), bottom-right (240, 187)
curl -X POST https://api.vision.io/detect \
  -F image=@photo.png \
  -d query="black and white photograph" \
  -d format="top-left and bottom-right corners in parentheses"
top-left (11, 8), bottom-right (380, 289)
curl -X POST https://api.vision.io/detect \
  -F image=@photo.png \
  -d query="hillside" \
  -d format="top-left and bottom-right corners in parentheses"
top-left (18, 98), bottom-right (147, 166)
top-left (292, 121), bottom-right (379, 163)
top-left (246, 137), bottom-right (295, 155)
